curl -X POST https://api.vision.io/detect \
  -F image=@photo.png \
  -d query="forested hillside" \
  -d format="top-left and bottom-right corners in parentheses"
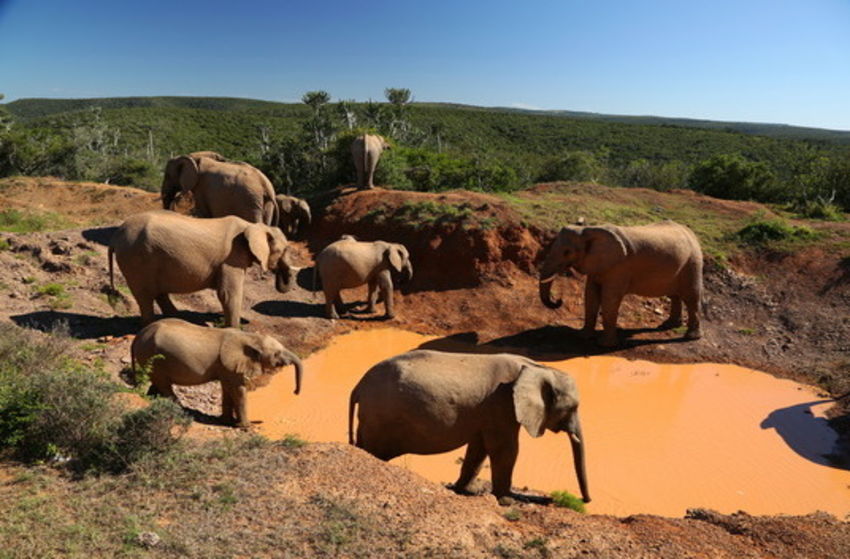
top-left (1, 93), bottom-right (849, 214)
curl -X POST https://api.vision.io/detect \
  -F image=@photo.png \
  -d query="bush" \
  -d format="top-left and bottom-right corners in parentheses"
top-left (688, 153), bottom-right (778, 202)
top-left (0, 324), bottom-right (189, 472)
top-left (616, 159), bottom-right (690, 191)
top-left (550, 490), bottom-right (586, 513)
top-left (735, 217), bottom-right (819, 246)
top-left (374, 147), bottom-right (521, 192)
top-left (538, 150), bottom-right (607, 183)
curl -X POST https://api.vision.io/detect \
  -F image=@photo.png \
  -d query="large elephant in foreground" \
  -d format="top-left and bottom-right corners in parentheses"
top-left (161, 151), bottom-right (278, 226)
top-left (351, 134), bottom-right (391, 189)
top-left (133, 318), bottom-right (302, 428)
top-left (314, 236), bottom-right (413, 319)
top-left (349, 350), bottom-right (590, 503)
top-left (539, 220), bottom-right (703, 347)
top-left (109, 210), bottom-right (292, 326)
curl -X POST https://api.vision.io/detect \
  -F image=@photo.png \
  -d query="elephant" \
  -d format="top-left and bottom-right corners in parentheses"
top-left (348, 350), bottom-right (590, 503)
top-left (351, 134), bottom-right (391, 189)
top-left (275, 194), bottom-right (311, 238)
top-left (161, 151), bottom-right (279, 226)
top-left (314, 236), bottom-right (412, 319)
top-left (539, 220), bottom-right (704, 347)
top-left (109, 210), bottom-right (292, 327)
top-left (132, 318), bottom-right (302, 428)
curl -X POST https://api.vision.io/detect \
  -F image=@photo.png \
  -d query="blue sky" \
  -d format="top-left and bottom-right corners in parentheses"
top-left (1, 0), bottom-right (849, 130)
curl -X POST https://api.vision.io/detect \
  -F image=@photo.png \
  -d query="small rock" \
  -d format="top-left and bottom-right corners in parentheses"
top-left (136, 531), bottom-right (160, 548)
top-left (120, 356), bottom-right (131, 364)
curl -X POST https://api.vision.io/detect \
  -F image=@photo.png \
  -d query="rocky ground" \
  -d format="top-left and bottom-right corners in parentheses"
top-left (1, 176), bottom-right (849, 557)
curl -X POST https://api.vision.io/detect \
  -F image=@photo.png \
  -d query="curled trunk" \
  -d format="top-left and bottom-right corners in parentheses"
top-left (539, 275), bottom-right (563, 309)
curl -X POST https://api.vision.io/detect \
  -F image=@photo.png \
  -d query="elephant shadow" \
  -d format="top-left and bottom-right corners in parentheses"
top-left (10, 310), bottom-right (226, 339)
top-left (252, 300), bottom-right (324, 319)
top-left (418, 325), bottom-right (690, 361)
top-left (81, 226), bottom-right (118, 247)
top-left (760, 400), bottom-right (850, 471)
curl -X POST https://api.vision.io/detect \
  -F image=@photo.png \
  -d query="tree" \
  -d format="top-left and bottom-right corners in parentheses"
top-left (384, 87), bottom-right (413, 140)
top-left (336, 99), bottom-right (357, 130)
top-left (688, 153), bottom-right (777, 202)
top-left (301, 90), bottom-right (330, 116)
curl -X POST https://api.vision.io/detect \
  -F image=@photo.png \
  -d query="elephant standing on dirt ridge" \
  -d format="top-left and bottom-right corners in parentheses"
top-left (133, 318), bottom-right (302, 428)
top-left (275, 194), bottom-right (311, 238)
top-left (349, 350), bottom-right (590, 504)
top-left (315, 236), bottom-right (413, 319)
top-left (351, 134), bottom-right (391, 189)
top-left (539, 220), bottom-right (703, 347)
top-left (161, 151), bottom-right (278, 226)
top-left (109, 210), bottom-right (292, 327)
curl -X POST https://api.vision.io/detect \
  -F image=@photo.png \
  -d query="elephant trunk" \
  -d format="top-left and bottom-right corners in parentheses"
top-left (276, 264), bottom-right (294, 293)
top-left (403, 261), bottom-right (413, 283)
top-left (283, 350), bottom-right (303, 395)
top-left (539, 273), bottom-right (563, 309)
top-left (567, 418), bottom-right (591, 503)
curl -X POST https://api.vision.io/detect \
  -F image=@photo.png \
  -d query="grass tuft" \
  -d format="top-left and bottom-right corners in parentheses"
top-left (550, 490), bottom-right (586, 513)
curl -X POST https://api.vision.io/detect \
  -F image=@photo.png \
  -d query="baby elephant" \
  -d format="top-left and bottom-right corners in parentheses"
top-left (132, 318), bottom-right (303, 428)
top-left (349, 350), bottom-right (590, 503)
top-left (275, 194), bottom-right (311, 238)
top-left (315, 236), bottom-right (413, 319)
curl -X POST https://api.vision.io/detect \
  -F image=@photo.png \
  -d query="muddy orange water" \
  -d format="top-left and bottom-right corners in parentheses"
top-left (249, 329), bottom-right (850, 517)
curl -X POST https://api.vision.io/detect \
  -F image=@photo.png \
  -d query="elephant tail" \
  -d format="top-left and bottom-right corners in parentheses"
top-left (347, 388), bottom-right (358, 445)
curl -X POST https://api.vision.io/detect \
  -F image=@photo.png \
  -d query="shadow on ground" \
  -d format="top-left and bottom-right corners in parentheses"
top-left (11, 310), bottom-right (224, 339)
top-left (761, 400), bottom-right (850, 471)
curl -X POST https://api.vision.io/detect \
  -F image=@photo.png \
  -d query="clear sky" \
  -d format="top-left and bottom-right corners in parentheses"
top-left (1, 0), bottom-right (848, 130)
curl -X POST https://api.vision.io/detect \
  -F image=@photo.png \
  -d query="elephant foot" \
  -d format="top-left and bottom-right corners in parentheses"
top-left (684, 328), bottom-right (703, 340)
top-left (578, 327), bottom-right (595, 340)
top-left (383, 312), bottom-right (395, 320)
top-left (496, 495), bottom-right (516, 507)
top-left (659, 318), bottom-right (683, 330)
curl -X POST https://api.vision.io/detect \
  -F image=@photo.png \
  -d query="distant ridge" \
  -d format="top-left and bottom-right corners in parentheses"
top-left (6, 96), bottom-right (850, 144)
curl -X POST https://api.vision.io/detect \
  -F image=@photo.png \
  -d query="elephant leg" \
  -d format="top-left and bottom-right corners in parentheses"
top-left (155, 294), bottom-right (179, 316)
top-left (378, 271), bottom-right (394, 319)
top-left (148, 374), bottom-right (176, 400)
top-left (453, 433), bottom-right (487, 493)
top-left (232, 385), bottom-right (250, 429)
top-left (683, 291), bottom-right (703, 340)
top-left (217, 268), bottom-right (245, 327)
top-left (660, 295), bottom-right (683, 329)
top-left (324, 287), bottom-right (340, 319)
top-left (581, 280), bottom-right (601, 338)
top-left (598, 285), bottom-right (625, 347)
top-left (135, 292), bottom-right (157, 326)
top-left (366, 279), bottom-right (378, 313)
top-left (220, 382), bottom-right (235, 424)
top-left (485, 431), bottom-right (519, 500)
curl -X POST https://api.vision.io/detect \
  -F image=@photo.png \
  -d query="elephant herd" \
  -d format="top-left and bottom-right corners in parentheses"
top-left (105, 137), bottom-right (705, 505)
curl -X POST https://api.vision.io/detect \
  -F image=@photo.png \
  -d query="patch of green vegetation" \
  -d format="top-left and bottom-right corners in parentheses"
top-left (34, 282), bottom-right (72, 310)
top-left (21, 276), bottom-right (36, 284)
top-left (550, 490), bottom-right (586, 513)
top-left (738, 327), bottom-right (756, 335)
top-left (0, 209), bottom-right (71, 233)
top-left (365, 200), bottom-right (494, 231)
top-left (278, 433), bottom-right (307, 449)
top-left (74, 250), bottom-right (98, 266)
top-left (503, 508), bottom-right (522, 521)
top-left (734, 216), bottom-right (821, 249)
top-left (0, 238), bottom-right (10, 251)
top-left (523, 537), bottom-right (550, 557)
top-left (79, 341), bottom-right (107, 352)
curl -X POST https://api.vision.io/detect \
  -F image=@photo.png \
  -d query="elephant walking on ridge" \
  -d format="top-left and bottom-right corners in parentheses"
top-left (349, 350), bottom-right (590, 503)
top-left (539, 220), bottom-right (703, 347)
top-left (133, 318), bottom-right (302, 428)
top-left (161, 151), bottom-right (278, 226)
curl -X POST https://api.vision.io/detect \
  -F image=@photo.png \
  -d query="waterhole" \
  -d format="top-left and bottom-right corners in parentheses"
top-left (249, 329), bottom-right (849, 517)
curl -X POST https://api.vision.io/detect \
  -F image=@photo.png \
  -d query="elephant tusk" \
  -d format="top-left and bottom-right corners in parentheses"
top-left (570, 432), bottom-right (582, 445)
top-left (539, 275), bottom-right (557, 284)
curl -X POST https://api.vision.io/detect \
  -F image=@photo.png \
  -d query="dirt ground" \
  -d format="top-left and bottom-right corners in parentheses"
top-left (1, 177), bottom-right (849, 557)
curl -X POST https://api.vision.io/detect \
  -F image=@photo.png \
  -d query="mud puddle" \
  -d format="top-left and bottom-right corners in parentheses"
top-left (249, 329), bottom-right (850, 517)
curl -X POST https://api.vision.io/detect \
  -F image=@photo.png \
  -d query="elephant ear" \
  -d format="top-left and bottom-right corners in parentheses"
top-left (580, 226), bottom-right (630, 275)
top-left (219, 332), bottom-right (264, 386)
top-left (244, 224), bottom-right (271, 272)
top-left (513, 366), bottom-right (555, 438)
top-left (175, 155), bottom-right (199, 194)
top-left (384, 244), bottom-right (404, 274)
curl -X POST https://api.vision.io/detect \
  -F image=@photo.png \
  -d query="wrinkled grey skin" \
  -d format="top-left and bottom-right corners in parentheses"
top-left (539, 221), bottom-right (703, 347)
top-left (133, 318), bottom-right (302, 428)
top-left (351, 134), bottom-right (391, 189)
top-left (109, 210), bottom-right (292, 327)
top-left (275, 194), bottom-right (311, 237)
top-left (349, 350), bottom-right (589, 503)
top-left (162, 151), bottom-right (278, 226)
top-left (315, 236), bottom-right (413, 319)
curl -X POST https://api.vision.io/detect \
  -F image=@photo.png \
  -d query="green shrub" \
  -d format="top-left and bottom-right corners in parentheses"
top-left (0, 324), bottom-right (189, 472)
top-left (616, 159), bottom-right (690, 191)
top-left (550, 490), bottom-right (586, 513)
top-left (735, 217), bottom-right (819, 246)
top-left (0, 209), bottom-right (69, 233)
top-left (538, 150), bottom-right (607, 183)
top-left (790, 198), bottom-right (845, 221)
top-left (688, 153), bottom-right (778, 202)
